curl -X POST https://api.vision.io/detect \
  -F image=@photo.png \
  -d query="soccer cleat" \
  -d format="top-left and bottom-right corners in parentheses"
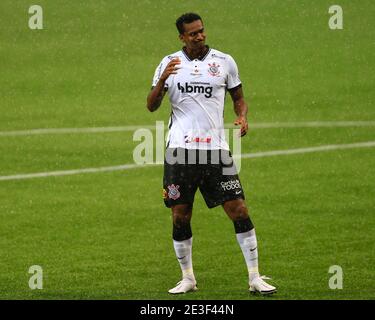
top-left (168, 278), bottom-right (198, 294)
top-left (249, 276), bottom-right (277, 295)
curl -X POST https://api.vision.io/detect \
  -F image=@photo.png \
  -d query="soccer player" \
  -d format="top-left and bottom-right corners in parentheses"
top-left (146, 13), bottom-right (276, 295)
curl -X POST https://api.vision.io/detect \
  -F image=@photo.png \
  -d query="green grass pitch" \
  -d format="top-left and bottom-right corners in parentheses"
top-left (0, 0), bottom-right (374, 299)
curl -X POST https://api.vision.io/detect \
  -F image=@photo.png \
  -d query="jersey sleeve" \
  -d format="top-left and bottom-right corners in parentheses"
top-left (151, 58), bottom-right (169, 89)
top-left (226, 55), bottom-right (242, 90)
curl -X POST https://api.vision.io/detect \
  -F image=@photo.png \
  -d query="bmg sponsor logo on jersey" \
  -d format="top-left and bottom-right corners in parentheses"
top-left (221, 179), bottom-right (241, 191)
top-left (177, 82), bottom-right (213, 98)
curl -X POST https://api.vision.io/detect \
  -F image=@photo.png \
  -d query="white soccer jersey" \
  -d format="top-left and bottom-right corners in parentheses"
top-left (151, 47), bottom-right (242, 150)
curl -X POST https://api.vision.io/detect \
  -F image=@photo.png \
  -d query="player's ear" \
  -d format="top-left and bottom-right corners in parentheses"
top-left (179, 33), bottom-right (185, 43)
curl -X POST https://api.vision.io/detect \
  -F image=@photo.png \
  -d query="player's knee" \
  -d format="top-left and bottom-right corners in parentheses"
top-left (172, 204), bottom-right (192, 226)
top-left (229, 205), bottom-right (254, 233)
top-left (231, 204), bottom-right (249, 221)
top-left (173, 213), bottom-right (191, 227)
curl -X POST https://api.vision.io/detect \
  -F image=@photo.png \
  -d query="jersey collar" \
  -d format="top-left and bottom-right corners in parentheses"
top-left (182, 45), bottom-right (211, 62)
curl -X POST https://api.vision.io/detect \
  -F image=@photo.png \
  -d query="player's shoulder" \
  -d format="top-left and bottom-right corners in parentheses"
top-left (159, 50), bottom-right (184, 64)
top-left (208, 48), bottom-right (236, 62)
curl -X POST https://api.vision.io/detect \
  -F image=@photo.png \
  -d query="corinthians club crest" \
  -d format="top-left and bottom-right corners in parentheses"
top-left (167, 184), bottom-right (181, 200)
top-left (208, 62), bottom-right (220, 77)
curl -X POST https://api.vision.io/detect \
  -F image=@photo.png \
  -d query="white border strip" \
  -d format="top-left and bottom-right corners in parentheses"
top-left (1, 121), bottom-right (375, 137)
top-left (0, 141), bottom-right (374, 181)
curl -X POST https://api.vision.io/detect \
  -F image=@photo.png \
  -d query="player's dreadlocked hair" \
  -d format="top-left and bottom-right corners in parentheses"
top-left (176, 13), bottom-right (203, 34)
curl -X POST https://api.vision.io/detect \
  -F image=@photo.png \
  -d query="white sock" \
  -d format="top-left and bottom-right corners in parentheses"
top-left (173, 237), bottom-right (195, 282)
top-left (236, 229), bottom-right (260, 282)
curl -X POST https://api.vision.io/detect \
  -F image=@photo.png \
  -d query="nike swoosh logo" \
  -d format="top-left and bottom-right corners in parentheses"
top-left (250, 247), bottom-right (257, 252)
top-left (235, 191), bottom-right (241, 195)
top-left (177, 256), bottom-right (186, 260)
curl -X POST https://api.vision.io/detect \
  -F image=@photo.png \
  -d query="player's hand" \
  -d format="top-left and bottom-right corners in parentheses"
top-left (234, 116), bottom-right (248, 137)
top-left (160, 58), bottom-right (181, 81)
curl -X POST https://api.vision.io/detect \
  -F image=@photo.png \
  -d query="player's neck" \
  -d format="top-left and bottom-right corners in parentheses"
top-left (183, 45), bottom-right (209, 60)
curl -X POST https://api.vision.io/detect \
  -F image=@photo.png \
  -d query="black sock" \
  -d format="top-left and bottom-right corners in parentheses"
top-left (233, 217), bottom-right (254, 234)
top-left (173, 223), bottom-right (192, 241)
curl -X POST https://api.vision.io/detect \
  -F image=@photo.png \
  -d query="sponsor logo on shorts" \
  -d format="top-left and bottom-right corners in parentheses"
top-left (167, 184), bottom-right (181, 200)
top-left (221, 179), bottom-right (241, 191)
